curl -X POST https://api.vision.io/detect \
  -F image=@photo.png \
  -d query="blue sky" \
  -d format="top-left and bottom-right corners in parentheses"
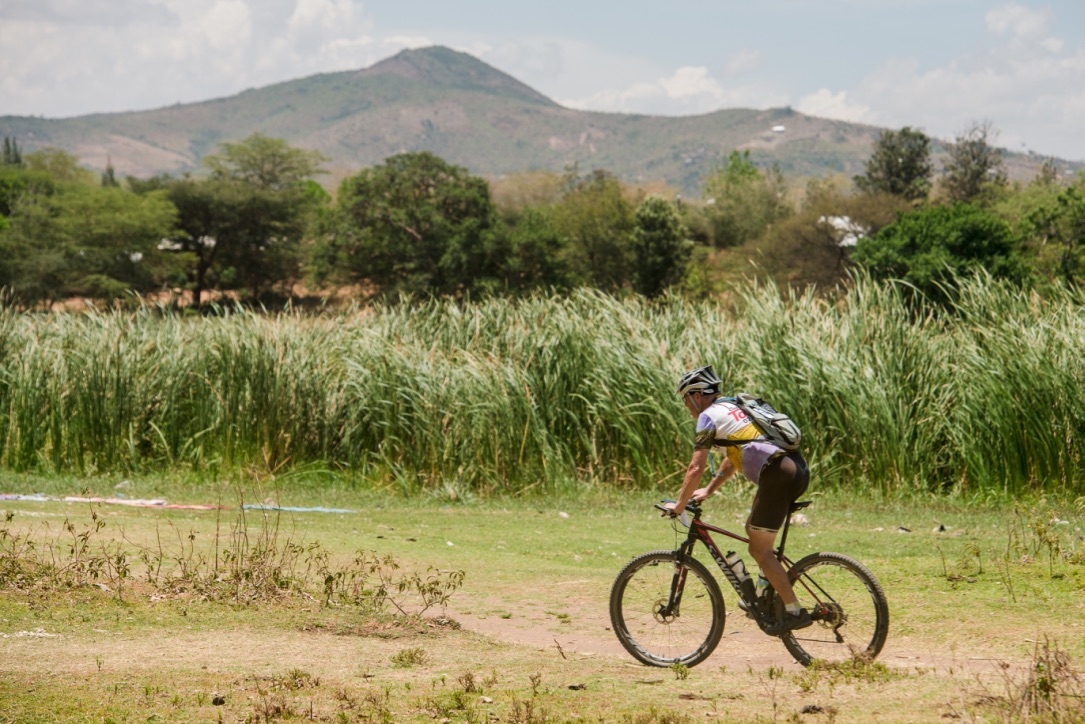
top-left (1, 0), bottom-right (1082, 161)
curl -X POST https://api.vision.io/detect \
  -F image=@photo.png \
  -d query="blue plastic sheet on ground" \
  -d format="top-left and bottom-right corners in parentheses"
top-left (1, 493), bottom-right (356, 514)
top-left (243, 504), bottom-right (357, 514)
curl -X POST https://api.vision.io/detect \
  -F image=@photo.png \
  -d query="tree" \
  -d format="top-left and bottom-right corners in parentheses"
top-left (854, 126), bottom-right (932, 201)
top-left (852, 203), bottom-right (1028, 302)
top-left (942, 121), bottom-right (1007, 203)
top-left (2, 137), bottom-right (23, 167)
top-left (501, 209), bottom-right (572, 293)
top-left (700, 150), bottom-right (791, 248)
top-left (201, 135), bottom-right (327, 301)
top-left (0, 167), bottom-right (55, 218)
top-left (101, 158), bottom-right (119, 188)
top-left (549, 169), bottom-right (634, 291)
top-left (1024, 179), bottom-right (1085, 287)
top-left (203, 133), bottom-right (327, 191)
top-left (22, 148), bottom-right (95, 184)
top-left (133, 175), bottom-right (313, 306)
top-left (755, 179), bottom-right (912, 291)
top-left (323, 151), bottom-right (504, 296)
top-left (631, 196), bottom-right (692, 297)
top-left (490, 171), bottom-right (564, 220)
top-left (128, 135), bottom-right (327, 306)
top-left (0, 179), bottom-right (178, 305)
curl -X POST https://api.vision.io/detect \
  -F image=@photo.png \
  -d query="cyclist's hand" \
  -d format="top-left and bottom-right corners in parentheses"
top-left (661, 501), bottom-right (683, 518)
top-left (691, 487), bottom-right (711, 503)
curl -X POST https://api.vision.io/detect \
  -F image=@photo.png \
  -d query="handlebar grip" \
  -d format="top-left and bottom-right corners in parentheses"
top-left (656, 499), bottom-right (702, 517)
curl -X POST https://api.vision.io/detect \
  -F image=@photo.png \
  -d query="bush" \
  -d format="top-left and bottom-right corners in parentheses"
top-left (852, 203), bottom-right (1029, 302)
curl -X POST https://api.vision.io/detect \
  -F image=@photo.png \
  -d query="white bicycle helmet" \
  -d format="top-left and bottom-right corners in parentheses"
top-left (676, 365), bottom-right (721, 396)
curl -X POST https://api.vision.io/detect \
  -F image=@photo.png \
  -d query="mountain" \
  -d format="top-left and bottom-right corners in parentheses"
top-left (1, 46), bottom-right (1075, 193)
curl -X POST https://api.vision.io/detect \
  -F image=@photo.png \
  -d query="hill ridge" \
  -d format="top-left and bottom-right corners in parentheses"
top-left (1, 45), bottom-right (1075, 192)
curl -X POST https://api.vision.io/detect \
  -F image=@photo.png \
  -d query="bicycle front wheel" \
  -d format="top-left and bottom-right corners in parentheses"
top-left (609, 550), bottom-right (725, 667)
top-left (781, 552), bottom-right (889, 667)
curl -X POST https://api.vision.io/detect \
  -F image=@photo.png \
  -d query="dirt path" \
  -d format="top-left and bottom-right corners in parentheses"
top-left (446, 587), bottom-right (1008, 676)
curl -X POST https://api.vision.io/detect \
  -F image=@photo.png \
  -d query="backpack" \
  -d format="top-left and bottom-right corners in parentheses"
top-left (729, 393), bottom-right (802, 452)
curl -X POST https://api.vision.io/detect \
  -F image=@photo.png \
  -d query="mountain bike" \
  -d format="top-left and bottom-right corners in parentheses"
top-left (609, 499), bottom-right (889, 667)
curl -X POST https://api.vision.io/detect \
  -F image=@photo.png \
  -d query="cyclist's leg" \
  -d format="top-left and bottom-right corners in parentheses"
top-left (746, 453), bottom-right (809, 604)
top-left (747, 526), bottom-right (795, 603)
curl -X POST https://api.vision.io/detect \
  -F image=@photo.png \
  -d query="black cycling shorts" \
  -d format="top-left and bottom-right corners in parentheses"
top-left (747, 452), bottom-right (809, 534)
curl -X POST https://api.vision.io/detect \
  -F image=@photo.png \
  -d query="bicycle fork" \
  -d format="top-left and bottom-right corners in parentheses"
top-left (658, 540), bottom-right (697, 618)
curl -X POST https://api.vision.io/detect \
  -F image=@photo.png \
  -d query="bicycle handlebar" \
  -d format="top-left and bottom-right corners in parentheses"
top-left (656, 499), bottom-right (702, 518)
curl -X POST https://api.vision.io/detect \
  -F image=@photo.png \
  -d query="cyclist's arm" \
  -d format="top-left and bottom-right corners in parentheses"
top-left (668, 448), bottom-right (710, 515)
top-left (693, 457), bottom-right (736, 501)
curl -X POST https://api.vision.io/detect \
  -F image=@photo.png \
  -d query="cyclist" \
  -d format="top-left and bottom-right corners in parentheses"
top-left (663, 365), bottom-right (812, 635)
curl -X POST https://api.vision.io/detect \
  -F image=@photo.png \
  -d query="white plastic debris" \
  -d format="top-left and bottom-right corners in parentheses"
top-left (1, 628), bottom-right (60, 639)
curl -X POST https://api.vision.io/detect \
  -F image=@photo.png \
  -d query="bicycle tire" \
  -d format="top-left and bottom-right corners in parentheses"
top-left (609, 550), bottom-right (725, 667)
top-left (780, 551), bottom-right (889, 667)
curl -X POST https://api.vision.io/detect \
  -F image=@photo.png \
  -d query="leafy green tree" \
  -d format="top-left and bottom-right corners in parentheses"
top-left (490, 171), bottom-right (565, 220)
top-left (57, 185), bottom-right (180, 298)
top-left (132, 173), bottom-right (315, 306)
top-left (942, 121), bottom-right (1007, 203)
top-left (755, 179), bottom-right (912, 291)
top-left (2, 137), bottom-right (23, 167)
top-left (101, 159), bottom-right (119, 188)
top-left (22, 148), bottom-right (95, 184)
top-left (700, 150), bottom-right (791, 248)
top-left (852, 203), bottom-right (1028, 301)
top-left (0, 191), bottom-right (68, 304)
top-left (0, 167), bottom-right (56, 218)
top-left (204, 133), bottom-right (327, 191)
top-left (0, 180), bottom-right (178, 305)
top-left (549, 169), bottom-right (634, 292)
top-left (322, 151), bottom-right (504, 296)
top-left (631, 196), bottom-right (691, 297)
top-left (194, 135), bottom-right (327, 302)
top-left (1024, 179), bottom-right (1085, 286)
top-left (854, 127), bottom-right (932, 201)
top-left (501, 209), bottom-right (572, 293)
top-left (137, 176), bottom-right (231, 305)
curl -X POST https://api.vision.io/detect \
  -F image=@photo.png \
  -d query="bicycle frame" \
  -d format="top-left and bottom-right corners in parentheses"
top-left (660, 499), bottom-right (813, 627)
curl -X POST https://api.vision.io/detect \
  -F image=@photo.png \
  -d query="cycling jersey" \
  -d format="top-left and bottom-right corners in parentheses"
top-left (693, 399), bottom-right (783, 485)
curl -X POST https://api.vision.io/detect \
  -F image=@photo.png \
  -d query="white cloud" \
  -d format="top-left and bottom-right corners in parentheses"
top-left (475, 37), bottom-right (633, 100)
top-left (985, 3), bottom-right (1050, 38)
top-left (1, 0), bottom-right (174, 26)
top-left (0, 0), bottom-right (399, 117)
top-left (199, 0), bottom-right (251, 52)
top-left (384, 34), bottom-right (434, 49)
top-left (796, 88), bottom-right (873, 123)
top-left (724, 49), bottom-right (762, 76)
top-left (660, 67), bottom-right (724, 100)
top-left (562, 65), bottom-right (787, 117)
top-left (791, 4), bottom-right (1085, 160)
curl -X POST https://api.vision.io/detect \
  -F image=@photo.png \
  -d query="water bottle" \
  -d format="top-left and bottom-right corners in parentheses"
top-left (724, 551), bottom-right (756, 602)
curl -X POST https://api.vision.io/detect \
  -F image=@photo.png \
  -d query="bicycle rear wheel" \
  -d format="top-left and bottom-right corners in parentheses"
top-left (781, 552), bottom-right (889, 667)
top-left (609, 550), bottom-right (725, 667)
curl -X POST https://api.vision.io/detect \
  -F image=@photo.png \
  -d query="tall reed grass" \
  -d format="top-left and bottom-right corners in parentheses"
top-left (0, 275), bottom-right (1082, 497)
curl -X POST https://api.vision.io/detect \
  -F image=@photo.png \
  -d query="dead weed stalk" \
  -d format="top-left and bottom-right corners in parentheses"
top-left (962, 637), bottom-right (1085, 723)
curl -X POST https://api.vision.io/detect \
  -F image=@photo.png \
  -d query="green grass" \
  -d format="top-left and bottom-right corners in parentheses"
top-left (2, 482), bottom-right (1085, 721)
top-left (1, 275), bottom-right (1084, 499)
